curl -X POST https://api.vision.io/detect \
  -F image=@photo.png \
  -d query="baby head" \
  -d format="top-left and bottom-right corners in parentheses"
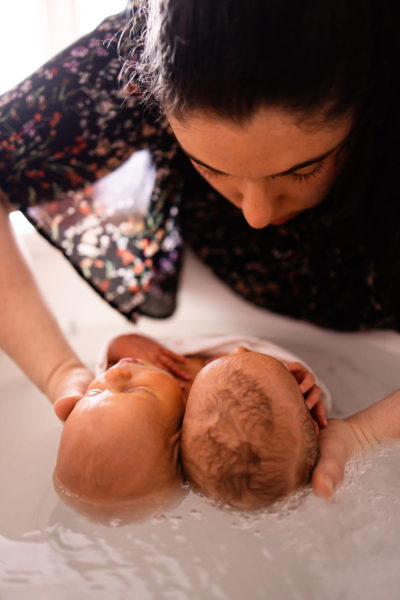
top-left (180, 348), bottom-right (319, 509)
top-left (55, 358), bottom-right (185, 510)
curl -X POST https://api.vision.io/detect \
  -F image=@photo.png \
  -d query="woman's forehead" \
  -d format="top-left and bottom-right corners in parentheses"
top-left (168, 107), bottom-right (352, 179)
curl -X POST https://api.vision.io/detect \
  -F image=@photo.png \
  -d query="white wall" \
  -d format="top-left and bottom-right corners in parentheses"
top-left (1, 0), bottom-right (127, 94)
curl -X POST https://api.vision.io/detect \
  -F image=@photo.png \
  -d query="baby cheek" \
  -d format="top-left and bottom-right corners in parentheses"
top-left (163, 394), bottom-right (185, 425)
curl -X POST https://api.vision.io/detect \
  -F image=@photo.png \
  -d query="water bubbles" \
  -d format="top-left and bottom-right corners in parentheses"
top-left (231, 513), bottom-right (260, 531)
top-left (188, 509), bottom-right (202, 521)
top-left (108, 518), bottom-right (123, 528)
top-left (151, 513), bottom-right (167, 525)
top-left (169, 516), bottom-right (183, 530)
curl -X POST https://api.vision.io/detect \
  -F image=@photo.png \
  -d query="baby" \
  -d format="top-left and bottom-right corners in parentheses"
top-left (181, 347), bottom-right (324, 509)
top-left (54, 334), bottom-right (327, 515)
top-left (54, 334), bottom-right (208, 518)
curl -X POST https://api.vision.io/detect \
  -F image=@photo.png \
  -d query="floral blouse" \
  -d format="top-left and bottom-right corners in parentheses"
top-left (0, 11), bottom-right (397, 331)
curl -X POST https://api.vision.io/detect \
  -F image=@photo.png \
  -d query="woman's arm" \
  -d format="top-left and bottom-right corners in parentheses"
top-left (312, 387), bottom-right (400, 498)
top-left (0, 201), bottom-right (93, 415)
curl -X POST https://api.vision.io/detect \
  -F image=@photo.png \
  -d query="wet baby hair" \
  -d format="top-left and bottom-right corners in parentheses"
top-left (180, 367), bottom-right (318, 509)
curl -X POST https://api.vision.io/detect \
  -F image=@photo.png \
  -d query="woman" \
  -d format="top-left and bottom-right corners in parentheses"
top-left (0, 0), bottom-right (398, 496)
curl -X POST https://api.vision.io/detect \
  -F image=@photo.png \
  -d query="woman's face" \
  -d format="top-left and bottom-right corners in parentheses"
top-left (168, 107), bottom-right (352, 229)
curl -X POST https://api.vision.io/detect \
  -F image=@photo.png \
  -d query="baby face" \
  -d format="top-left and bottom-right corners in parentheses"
top-left (84, 358), bottom-right (184, 431)
top-left (55, 359), bottom-right (185, 505)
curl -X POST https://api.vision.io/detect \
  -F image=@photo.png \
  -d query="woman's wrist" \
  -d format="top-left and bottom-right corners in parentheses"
top-left (345, 387), bottom-right (400, 449)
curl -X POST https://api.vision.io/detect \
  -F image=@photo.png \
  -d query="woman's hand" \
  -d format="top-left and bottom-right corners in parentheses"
top-left (311, 418), bottom-right (364, 499)
top-left (285, 361), bottom-right (327, 427)
top-left (100, 333), bottom-right (191, 382)
top-left (313, 388), bottom-right (400, 499)
top-left (49, 359), bottom-right (94, 421)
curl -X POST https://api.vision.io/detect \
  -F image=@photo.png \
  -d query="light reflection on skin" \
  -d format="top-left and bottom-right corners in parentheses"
top-left (168, 107), bottom-right (352, 229)
top-left (53, 470), bottom-right (188, 527)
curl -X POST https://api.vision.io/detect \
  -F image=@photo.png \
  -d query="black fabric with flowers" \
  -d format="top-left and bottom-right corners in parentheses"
top-left (0, 12), bottom-right (398, 330)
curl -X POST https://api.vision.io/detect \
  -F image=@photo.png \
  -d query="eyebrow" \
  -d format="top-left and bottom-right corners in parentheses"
top-left (182, 143), bottom-right (342, 178)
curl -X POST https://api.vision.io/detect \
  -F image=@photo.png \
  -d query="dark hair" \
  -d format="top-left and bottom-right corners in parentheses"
top-left (180, 368), bottom-right (318, 508)
top-left (123, 0), bottom-right (400, 315)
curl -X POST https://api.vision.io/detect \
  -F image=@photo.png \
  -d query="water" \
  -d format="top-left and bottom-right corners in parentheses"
top-left (1, 335), bottom-right (400, 599)
top-left (1, 432), bottom-right (400, 600)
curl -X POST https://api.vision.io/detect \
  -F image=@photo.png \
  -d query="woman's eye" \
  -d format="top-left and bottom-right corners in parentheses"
top-left (193, 162), bottom-right (223, 180)
top-left (288, 160), bottom-right (326, 183)
top-left (194, 157), bottom-right (327, 184)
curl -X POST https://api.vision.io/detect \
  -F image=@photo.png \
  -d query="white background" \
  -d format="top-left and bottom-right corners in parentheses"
top-left (1, 0), bottom-right (127, 94)
top-left (2, 0), bottom-right (127, 233)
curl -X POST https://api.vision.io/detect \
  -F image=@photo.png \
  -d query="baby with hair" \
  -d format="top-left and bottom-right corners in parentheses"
top-left (54, 334), bottom-right (327, 517)
top-left (181, 347), bottom-right (324, 509)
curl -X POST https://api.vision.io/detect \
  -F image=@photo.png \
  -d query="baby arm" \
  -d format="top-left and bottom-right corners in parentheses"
top-left (97, 333), bottom-right (191, 382)
top-left (0, 202), bottom-right (93, 419)
top-left (312, 387), bottom-right (400, 498)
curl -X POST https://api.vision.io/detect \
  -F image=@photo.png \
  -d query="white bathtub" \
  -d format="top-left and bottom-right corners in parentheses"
top-left (1, 230), bottom-right (400, 599)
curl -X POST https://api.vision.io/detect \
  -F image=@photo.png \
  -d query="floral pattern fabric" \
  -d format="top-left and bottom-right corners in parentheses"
top-left (0, 11), bottom-right (398, 330)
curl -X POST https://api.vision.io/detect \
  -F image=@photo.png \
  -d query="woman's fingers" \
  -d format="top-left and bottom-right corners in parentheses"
top-left (50, 364), bottom-right (94, 421)
top-left (286, 361), bottom-right (315, 393)
top-left (159, 354), bottom-right (192, 380)
top-left (312, 459), bottom-right (341, 499)
top-left (54, 394), bottom-right (83, 422)
top-left (305, 385), bottom-right (321, 410)
top-left (312, 419), bottom-right (358, 499)
top-left (286, 361), bottom-right (327, 426)
top-left (305, 385), bottom-right (327, 426)
top-left (163, 348), bottom-right (188, 364)
top-left (311, 399), bottom-right (328, 428)
top-left (299, 372), bottom-right (315, 394)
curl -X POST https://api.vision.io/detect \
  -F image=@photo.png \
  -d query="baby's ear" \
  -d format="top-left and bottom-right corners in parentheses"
top-left (54, 395), bottom-right (81, 422)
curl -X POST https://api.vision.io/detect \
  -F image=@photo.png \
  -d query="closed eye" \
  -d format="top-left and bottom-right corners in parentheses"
top-left (193, 157), bottom-right (327, 183)
top-left (192, 161), bottom-right (225, 180)
top-left (278, 159), bottom-right (327, 183)
top-left (85, 388), bottom-right (103, 396)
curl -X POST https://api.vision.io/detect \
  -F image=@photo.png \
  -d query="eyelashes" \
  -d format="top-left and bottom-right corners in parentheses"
top-left (283, 160), bottom-right (326, 183)
top-left (194, 163), bottom-right (224, 180)
top-left (193, 158), bottom-right (327, 183)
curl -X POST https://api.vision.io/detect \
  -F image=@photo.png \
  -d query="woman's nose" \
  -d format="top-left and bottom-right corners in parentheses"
top-left (239, 181), bottom-right (277, 229)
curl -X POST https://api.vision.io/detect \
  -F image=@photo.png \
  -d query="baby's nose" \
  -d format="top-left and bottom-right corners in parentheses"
top-left (231, 346), bottom-right (250, 355)
top-left (104, 365), bottom-right (132, 389)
